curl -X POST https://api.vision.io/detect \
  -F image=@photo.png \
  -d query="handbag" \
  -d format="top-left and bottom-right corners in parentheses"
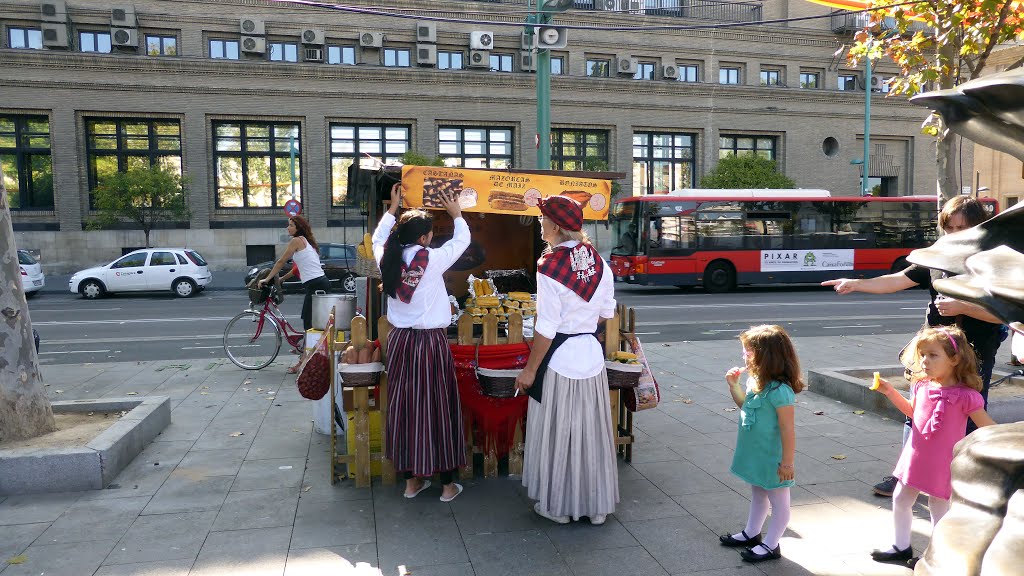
top-left (624, 334), bottom-right (660, 412)
top-left (296, 317), bottom-right (333, 400)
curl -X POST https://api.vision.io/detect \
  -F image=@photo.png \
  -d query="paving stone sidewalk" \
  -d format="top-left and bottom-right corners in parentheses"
top-left (0, 332), bottom-right (971, 576)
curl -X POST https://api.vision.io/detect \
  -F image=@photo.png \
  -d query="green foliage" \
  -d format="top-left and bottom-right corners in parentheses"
top-left (89, 166), bottom-right (190, 247)
top-left (399, 150), bottom-right (446, 167)
top-left (700, 154), bottom-right (796, 189)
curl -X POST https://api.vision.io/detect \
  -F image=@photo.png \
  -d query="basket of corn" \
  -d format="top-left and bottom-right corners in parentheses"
top-left (606, 351), bottom-right (643, 389)
top-left (354, 233), bottom-right (381, 279)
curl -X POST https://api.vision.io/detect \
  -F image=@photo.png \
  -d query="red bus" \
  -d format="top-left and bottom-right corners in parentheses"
top-left (608, 190), bottom-right (998, 292)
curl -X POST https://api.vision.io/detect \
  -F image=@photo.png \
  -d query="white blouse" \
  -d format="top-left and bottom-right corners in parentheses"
top-left (535, 240), bottom-right (616, 379)
top-left (372, 211), bottom-right (470, 329)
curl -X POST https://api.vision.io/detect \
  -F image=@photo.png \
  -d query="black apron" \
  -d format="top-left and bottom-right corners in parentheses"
top-left (527, 332), bottom-right (598, 403)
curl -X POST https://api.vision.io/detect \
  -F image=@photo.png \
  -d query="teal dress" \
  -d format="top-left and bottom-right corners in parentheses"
top-left (730, 378), bottom-right (796, 490)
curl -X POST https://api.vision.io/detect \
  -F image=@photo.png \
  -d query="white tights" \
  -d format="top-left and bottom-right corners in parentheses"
top-left (734, 485), bottom-right (791, 550)
top-left (892, 481), bottom-right (950, 550)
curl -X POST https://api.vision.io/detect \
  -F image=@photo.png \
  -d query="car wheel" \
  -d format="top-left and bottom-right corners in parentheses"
top-left (341, 273), bottom-right (357, 294)
top-left (173, 278), bottom-right (197, 298)
top-left (81, 280), bottom-right (105, 299)
top-left (702, 260), bottom-right (736, 293)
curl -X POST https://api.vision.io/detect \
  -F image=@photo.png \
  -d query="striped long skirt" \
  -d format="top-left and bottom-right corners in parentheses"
top-left (523, 368), bottom-right (619, 520)
top-left (385, 327), bottom-right (466, 477)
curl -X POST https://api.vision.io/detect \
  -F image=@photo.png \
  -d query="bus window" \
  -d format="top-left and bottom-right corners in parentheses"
top-left (793, 202), bottom-right (832, 249)
top-left (650, 216), bottom-right (695, 254)
top-left (611, 203), bottom-right (643, 255)
top-left (744, 212), bottom-right (791, 249)
top-left (833, 201), bottom-right (876, 248)
top-left (882, 202), bottom-right (939, 248)
top-left (696, 211), bottom-right (744, 249)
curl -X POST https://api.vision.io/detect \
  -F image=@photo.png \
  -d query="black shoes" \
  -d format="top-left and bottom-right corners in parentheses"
top-left (719, 530), bottom-right (762, 547)
top-left (741, 543), bottom-right (782, 563)
top-left (871, 545), bottom-right (913, 564)
top-left (873, 475), bottom-right (898, 497)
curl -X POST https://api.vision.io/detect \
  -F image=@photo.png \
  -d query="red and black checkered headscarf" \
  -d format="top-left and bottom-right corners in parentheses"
top-left (539, 196), bottom-right (583, 231)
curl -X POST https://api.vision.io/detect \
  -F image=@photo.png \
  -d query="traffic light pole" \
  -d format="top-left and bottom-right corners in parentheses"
top-left (862, 50), bottom-right (871, 196)
top-left (536, 9), bottom-right (552, 169)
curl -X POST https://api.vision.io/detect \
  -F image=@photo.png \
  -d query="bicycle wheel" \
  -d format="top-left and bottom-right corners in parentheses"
top-left (223, 311), bottom-right (282, 370)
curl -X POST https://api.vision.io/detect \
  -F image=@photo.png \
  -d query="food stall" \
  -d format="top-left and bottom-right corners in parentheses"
top-left (329, 164), bottom-right (640, 486)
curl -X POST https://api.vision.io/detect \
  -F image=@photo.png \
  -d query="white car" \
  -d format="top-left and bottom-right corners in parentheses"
top-left (19, 249), bottom-right (45, 297)
top-left (69, 248), bottom-right (213, 299)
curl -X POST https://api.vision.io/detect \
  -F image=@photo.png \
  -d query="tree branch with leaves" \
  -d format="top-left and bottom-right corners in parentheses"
top-left (88, 166), bottom-right (191, 248)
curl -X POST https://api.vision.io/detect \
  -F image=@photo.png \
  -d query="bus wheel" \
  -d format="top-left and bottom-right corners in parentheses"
top-left (890, 257), bottom-right (910, 273)
top-left (703, 261), bottom-right (735, 293)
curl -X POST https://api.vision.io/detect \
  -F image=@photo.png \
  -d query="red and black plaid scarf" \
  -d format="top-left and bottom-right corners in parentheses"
top-left (537, 243), bottom-right (604, 302)
top-left (396, 248), bottom-right (429, 303)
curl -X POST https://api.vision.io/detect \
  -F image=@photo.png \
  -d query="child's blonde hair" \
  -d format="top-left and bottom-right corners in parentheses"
top-left (899, 326), bottom-right (983, 391)
top-left (739, 325), bottom-right (804, 394)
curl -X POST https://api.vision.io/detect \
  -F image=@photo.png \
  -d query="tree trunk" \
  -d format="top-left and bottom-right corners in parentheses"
top-left (935, 38), bottom-right (960, 204)
top-left (0, 170), bottom-right (56, 442)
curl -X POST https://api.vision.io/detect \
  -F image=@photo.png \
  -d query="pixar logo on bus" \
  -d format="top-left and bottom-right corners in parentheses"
top-left (763, 252), bottom-right (799, 262)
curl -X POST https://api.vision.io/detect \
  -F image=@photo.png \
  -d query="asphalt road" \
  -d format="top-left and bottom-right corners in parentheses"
top-left (26, 282), bottom-right (930, 366)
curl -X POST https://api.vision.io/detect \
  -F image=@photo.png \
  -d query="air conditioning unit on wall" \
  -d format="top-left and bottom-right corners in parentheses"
top-left (111, 27), bottom-right (138, 48)
top-left (241, 36), bottom-right (266, 54)
top-left (520, 50), bottom-right (536, 72)
top-left (467, 49), bottom-right (489, 68)
top-left (416, 43), bottom-right (436, 66)
top-left (301, 29), bottom-right (324, 45)
top-left (618, 57), bottom-right (638, 75)
top-left (111, 6), bottom-right (137, 27)
top-left (869, 74), bottom-right (891, 93)
top-left (359, 31), bottom-right (384, 48)
top-left (41, 22), bottom-right (69, 47)
top-left (240, 17), bottom-right (265, 36)
top-left (40, 0), bottom-right (67, 21)
top-left (662, 64), bottom-right (679, 80)
top-left (417, 22), bottom-right (436, 43)
top-left (470, 31), bottom-right (494, 50)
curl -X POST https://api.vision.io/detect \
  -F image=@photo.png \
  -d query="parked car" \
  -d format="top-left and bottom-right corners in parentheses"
top-left (18, 249), bottom-right (45, 297)
top-left (69, 248), bottom-right (213, 299)
top-left (244, 242), bottom-right (358, 294)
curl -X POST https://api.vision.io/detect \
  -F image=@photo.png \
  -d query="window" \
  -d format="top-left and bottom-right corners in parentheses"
top-left (490, 53), bottom-right (513, 72)
top-left (678, 64), bottom-right (699, 83)
top-left (79, 31), bottom-right (111, 53)
top-left (86, 119), bottom-right (182, 206)
top-left (551, 56), bottom-right (564, 75)
top-left (112, 252), bottom-right (148, 269)
top-left (8, 27), bottom-right (42, 49)
top-left (634, 62), bottom-right (656, 80)
top-left (439, 50), bottom-right (463, 70)
top-left (838, 74), bottom-right (859, 91)
top-left (800, 72), bottom-right (820, 89)
top-left (587, 59), bottom-right (610, 77)
top-left (550, 129), bottom-right (609, 171)
top-left (438, 127), bottom-right (513, 169)
top-left (149, 251), bottom-right (176, 266)
top-left (651, 216), bottom-right (695, 253)
top-left (1006, 196), bottom-right (1019, 208)
top-left (145, 34), bottom-right (177, 56)
top-left (213, 121), bottom-right (300, 208)
top-left (269, 42), bottom-right (298, 62)
top-left (632, 132), bottom-right (696, 195)
top-left (760, 70), bottom-right (781, 86)
top-left (719, 135), bottom-right (777, 160)
top-left (327, 45), bottom-right (355, 65)
top-left (383, 48), bottom-right (410, 67)
top-left (209, 39), bottom-right (239, 60)
top-left (0, 115), bottom-right (53, 209)
top-left (719, 67), bottom-right (740, 84)
top-left (329, 124), bottom-right (410, 206)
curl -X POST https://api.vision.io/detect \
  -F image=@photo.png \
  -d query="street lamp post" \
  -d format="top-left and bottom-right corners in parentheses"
top-left (862, 47), bottom-right (872, 196)
top-left (533, 0), bottom-right (572, 170)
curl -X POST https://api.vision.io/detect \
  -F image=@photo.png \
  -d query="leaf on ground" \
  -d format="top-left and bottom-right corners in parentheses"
top-left (831, 454), bottom-right (847, 460)
top-left (126, 392), bottom-right (138, 396)
top-left (682, 398), bottom-right (694, 404)
top-left (6, 555), bottom-right (27, 565)
top-left (55, 390), bottom-right (63, 394)
top-left (724, 407), bottom-right (737, 412)
top-left (853, 410), bottom-right (866, 415)
top-left (303, 485), bottom-right (312, 492)
top-left (257, 388), bottom-right (264, 392)
top-left (229, 432), bottom-right (244, 437)
top-left (200, 392), bottom-right (209, 395)
top-left (813, 411), bottom-right (825, 415)
top-left (242, 388), bottom-right (251, 392)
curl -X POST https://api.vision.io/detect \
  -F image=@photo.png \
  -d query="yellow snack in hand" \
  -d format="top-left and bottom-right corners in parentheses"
top-left (871, 371), bottom-right (881, 391)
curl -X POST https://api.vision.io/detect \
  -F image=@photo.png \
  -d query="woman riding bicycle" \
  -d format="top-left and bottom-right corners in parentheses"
top-left (259, 215), bottom-right (329, 373)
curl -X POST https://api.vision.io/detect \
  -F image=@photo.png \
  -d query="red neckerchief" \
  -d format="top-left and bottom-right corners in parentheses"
top-left (537, 243), bottom-right (604, 302)
top-left (396, 248), bottom-right (429, 303)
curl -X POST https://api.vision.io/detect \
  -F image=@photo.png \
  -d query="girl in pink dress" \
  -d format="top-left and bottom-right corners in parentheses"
top-left (869, 326), bottom-right (996, 567)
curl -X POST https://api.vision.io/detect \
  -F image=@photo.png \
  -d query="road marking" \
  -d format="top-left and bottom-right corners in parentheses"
top-left (30, 307), bottom-right (123, 313)
top-left (38, 349), bottom-right (112, 355)
top-left (34, 316), bottom-right (238, 326)
top-left (181, 345), bottom-right (226, 350)
top-left (705, 329), bottom-right (746, 333)
top-left (632, 332), bottom-right (661, 335)
top-left (823, 325), bottom-right (883, 329)
top-left (630, 299), bottom-right (919, 310)
top-left (900, 307), bottom-right (925, 310)
top-left (41, 334), bottom-right (224, 345)
top-left (640, 315), bottom-right (922, 327)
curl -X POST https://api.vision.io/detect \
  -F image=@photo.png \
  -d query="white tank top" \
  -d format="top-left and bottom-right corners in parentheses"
top-left (292, 238), bottom-right (325, 282)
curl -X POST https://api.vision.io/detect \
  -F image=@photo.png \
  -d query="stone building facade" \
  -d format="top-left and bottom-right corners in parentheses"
top-left (1, 0), bottom-right (957, 272)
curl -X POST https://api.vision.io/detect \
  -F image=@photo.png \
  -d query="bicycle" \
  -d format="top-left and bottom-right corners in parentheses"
top-left (223, 283), bottom-right (306, 370)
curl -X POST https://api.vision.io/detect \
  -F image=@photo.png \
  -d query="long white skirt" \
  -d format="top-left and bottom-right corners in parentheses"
top-left (522, 368), bottom-right (619, 520)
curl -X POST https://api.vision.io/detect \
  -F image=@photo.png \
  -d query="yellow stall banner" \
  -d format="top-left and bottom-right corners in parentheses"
top-left (401, 166), bottom-right (611, 220)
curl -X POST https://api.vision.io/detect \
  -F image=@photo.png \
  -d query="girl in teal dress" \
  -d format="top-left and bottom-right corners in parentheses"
top-left (718, 325), bottom-right (803, 563)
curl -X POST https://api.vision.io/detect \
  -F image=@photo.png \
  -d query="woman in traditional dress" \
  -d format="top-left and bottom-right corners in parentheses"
top-left (373, 183), bottom-right (468, 502)
top-left (515, 196), bottom-right (618, 525)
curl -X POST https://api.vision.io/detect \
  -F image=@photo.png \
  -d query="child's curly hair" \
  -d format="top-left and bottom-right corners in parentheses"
top-left (740, 324), bottom-right (804, 394)
top-left (899, 326), bottom-right (983, 391)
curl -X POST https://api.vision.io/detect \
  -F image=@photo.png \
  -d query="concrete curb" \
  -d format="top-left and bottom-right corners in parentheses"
top-left (0, 396), bottom-right (171, 496)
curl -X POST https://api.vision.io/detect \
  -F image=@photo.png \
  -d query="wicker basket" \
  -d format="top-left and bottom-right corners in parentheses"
top-left (355, 255), bottom-right (381, 279)
top-left (338, 361), bottom-right (384, 388)
top-left (605, 361), bottom-right (643, 389)
top-left (477, 367), bottom-right (521, 398)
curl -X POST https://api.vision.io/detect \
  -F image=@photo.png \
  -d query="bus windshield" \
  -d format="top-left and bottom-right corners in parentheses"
top-left (611, 202), bottom-right (642, 255)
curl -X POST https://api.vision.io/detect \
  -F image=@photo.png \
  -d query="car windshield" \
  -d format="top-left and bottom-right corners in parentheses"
top-left (18, 251), bottom-right (37, 265)
top-left (185, 250), bottom-right (208, 266)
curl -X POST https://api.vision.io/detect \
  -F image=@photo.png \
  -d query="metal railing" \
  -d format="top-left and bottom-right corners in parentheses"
top-left (831, 10), bottom-right (933, 36)
top-left (471, 1), bottom-right (764, 23)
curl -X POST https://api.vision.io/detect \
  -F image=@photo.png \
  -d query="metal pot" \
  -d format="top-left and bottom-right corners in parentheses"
top-left (312, 291), bottom-right (356, 331)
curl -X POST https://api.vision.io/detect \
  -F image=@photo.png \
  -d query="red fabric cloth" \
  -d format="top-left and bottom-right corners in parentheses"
top-left (537, 243), bottom-right (605, 302)
top-left (451, 343), bottom-right (530, 458)
top-left (397, 248), bottom-right (429, 303)
top-left (539, 196), bottom-right (583, 231)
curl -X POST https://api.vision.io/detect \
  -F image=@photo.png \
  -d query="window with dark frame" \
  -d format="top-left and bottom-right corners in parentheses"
top-left (838, 73), bottom-right (859, 91)
top-left (79, 31), bottom-right (112, 53)
top-left (490, 53), bottom-right (513, 72)
top-left (678, 64), bottom-right (699, 83)
top-left (269, 42), bottom-right (297, 62)
top-left (209, 39), bottom-right (239, 59)
top-left (634, 62), bottom-right (656, 80)
top-left (0, 115), bottom-right (53, 209)
top-left (719, 67), bottom-right (740, 84)
top-left (551, 56), bottom-right (564, 75)
top-left (587, 59), bottom-right (610, 77)
top-left (8, 27), bottom-right (42, 49)
top-left (438, 50), bottom-right (463, 70)
top-left (550, 129), bottom-right (609, 171)
top-left (760, 70), bottom-right (781, 86)
top-left (85, 118), bottom-right (182, 207)
top-left (212, 121), bottom-right (301, 208)
top-left (145, 34), bottom-right (177, 56)
top-left (719, 135), bottom-right (777, 160)
top-left (800, 72), bottom-right (820, 89)
top-left (383, 48), bottom-right (411, 67)
top-left (329, 124), bottom-right (410, 206)
top-left (327, 45), bottom-right (355, 65)
top-left (438, 126), bottom-right (513, 169)
top-left (632, 132), bottom-right (696, 196)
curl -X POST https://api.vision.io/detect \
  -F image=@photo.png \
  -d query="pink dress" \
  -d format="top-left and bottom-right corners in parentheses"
top-left (893, 380), bottom-right (984, 499)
